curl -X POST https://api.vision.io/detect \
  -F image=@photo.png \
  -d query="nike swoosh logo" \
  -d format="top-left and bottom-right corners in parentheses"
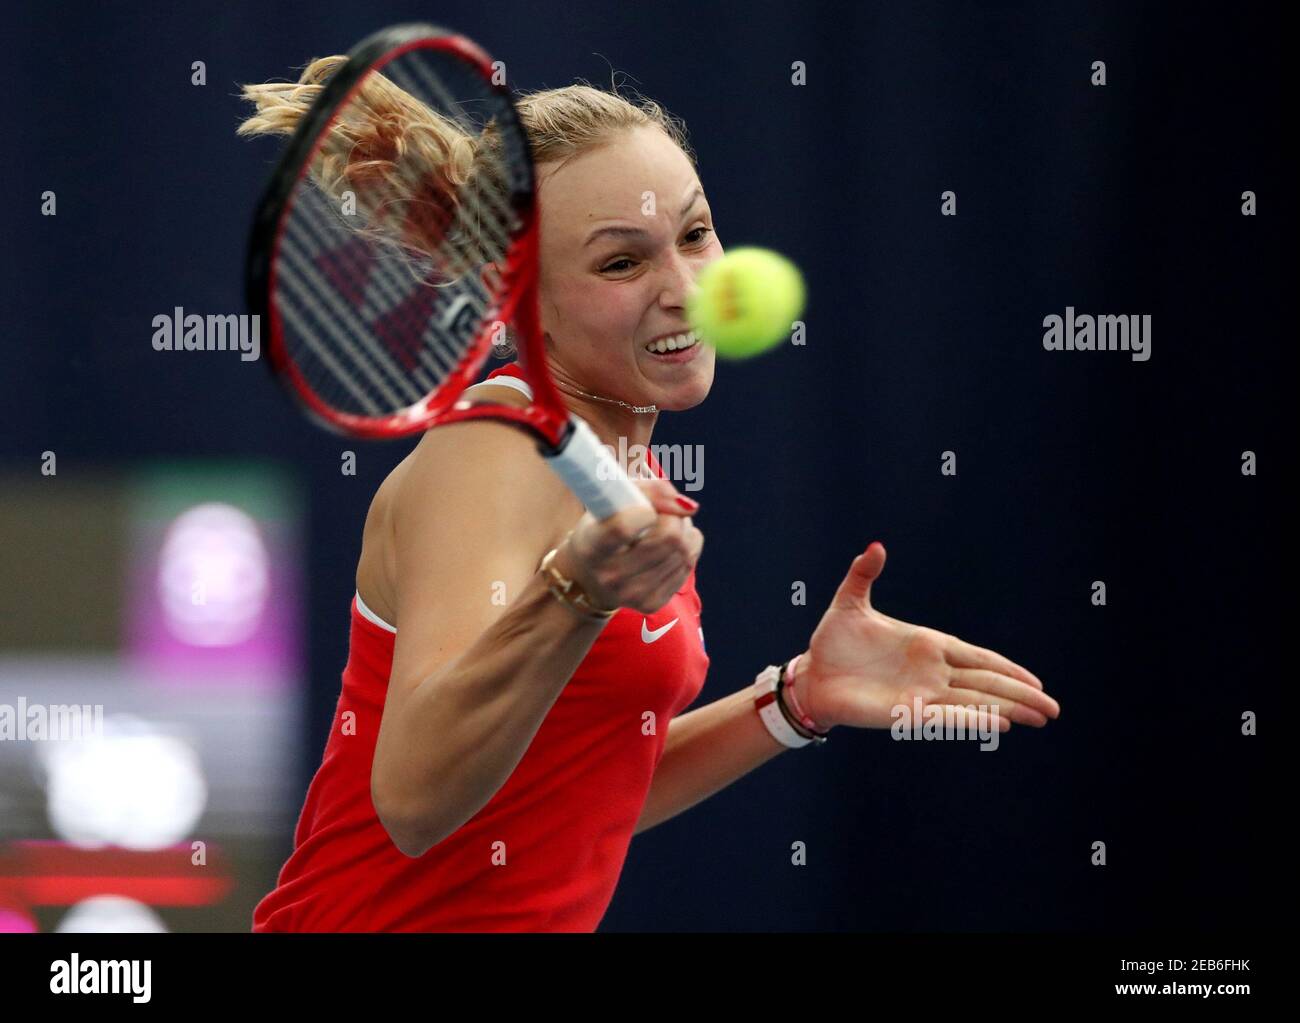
top-left (641, 617), bottom-right (679, 643)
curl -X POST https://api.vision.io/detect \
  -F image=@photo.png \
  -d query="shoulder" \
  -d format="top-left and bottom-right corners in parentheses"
top-left (357, 378), bottom-right (572, 620)
top-left (401, 378), bottom-right (540, 482)
top-left (393, 381), bottom-right (578, 532)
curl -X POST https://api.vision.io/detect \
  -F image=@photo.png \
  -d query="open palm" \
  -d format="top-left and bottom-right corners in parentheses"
top-left (791, 543), bottom-right (1060, 733)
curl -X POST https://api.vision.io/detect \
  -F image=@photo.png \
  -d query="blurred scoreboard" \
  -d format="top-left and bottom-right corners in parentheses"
top-left (0, 463), bottom-right (305, 932)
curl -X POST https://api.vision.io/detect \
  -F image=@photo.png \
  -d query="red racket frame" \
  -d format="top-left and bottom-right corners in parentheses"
top-left (261, 29), bottom-right (572, 450)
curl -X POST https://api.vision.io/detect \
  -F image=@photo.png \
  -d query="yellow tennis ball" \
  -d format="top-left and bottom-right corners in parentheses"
top-left (687, 247), bottom-right (805, 359)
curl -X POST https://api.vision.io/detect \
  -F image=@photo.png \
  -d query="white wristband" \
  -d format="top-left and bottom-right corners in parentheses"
top-left (752, 664), bottom-right (814, 749)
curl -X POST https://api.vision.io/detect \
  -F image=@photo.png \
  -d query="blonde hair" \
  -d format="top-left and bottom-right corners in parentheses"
top-left (238, 57), bottom-right (696, 358)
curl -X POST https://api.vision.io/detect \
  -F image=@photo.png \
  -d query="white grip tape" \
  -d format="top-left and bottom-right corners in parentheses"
top-left (543, 415), bottom-right (652, 520)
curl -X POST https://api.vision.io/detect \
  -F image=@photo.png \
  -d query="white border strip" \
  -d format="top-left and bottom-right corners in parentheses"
top-left (355, 590), bottom-right (397, 633)
top-left (474, 374), bottom-right (533, 400)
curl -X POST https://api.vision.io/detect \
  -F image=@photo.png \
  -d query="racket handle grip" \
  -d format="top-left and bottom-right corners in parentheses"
top-left (543, 415), bottom-right (654, 520)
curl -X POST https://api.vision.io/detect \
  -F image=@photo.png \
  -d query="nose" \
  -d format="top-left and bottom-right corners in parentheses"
top-left (656, 248), bottom-right (697, 310)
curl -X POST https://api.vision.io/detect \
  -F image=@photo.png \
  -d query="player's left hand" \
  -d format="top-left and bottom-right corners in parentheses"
top-left (790, 542), bottom-right (1061, 733)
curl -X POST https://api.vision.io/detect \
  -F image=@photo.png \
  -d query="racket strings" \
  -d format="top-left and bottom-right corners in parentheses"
top-left (274, 47), bottom-right (530, 420)
top-left (281, 151), bottom-right (507, 407)
top-left (384, 60), bottom-right (515, 255)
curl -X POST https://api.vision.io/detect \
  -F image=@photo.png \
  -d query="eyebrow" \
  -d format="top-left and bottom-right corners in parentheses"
top-left (583, 188), bottom-right (706, 247)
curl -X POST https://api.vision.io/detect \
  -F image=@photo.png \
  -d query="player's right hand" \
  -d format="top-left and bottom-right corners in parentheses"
top-left (552, 478), bottom-right (704, 615)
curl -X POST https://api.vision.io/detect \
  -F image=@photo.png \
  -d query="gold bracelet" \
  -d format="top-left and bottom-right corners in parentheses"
top-left (539, 547), bottom-right (618, 621)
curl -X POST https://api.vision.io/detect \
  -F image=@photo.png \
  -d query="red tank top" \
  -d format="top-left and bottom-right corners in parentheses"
top-left (252, 364), bottom-right (709, 931)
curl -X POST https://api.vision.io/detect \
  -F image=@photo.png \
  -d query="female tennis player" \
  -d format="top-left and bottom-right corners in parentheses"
top-left (241, 59), bottom-right (1060, 932)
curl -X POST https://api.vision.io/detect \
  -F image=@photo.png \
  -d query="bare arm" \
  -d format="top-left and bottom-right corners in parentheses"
top-left (370, 416), bottom-right (699, 858)
top-left (633, 682), bottom-right (790, 835)
top-left (371, 420), bottom-right (607, 857)
top-left (376, 567), bottom-right (609, 856)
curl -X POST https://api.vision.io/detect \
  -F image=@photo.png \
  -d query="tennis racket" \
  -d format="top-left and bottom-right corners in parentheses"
top-left (246, 22), bottom-right (651, 519)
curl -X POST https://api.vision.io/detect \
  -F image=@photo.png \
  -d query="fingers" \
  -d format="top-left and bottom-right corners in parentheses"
top-left (638, 556), bottom-right (694, 611)
top-left (618, 495), bottom-right (702, 561)
top-left (619, 543), bottom-right (680, 586)
top-left (632, 477), bottom-right (699, 517)
top-left (908, 699), bottom-right (1012, 732)
top-left (942, 635), bottom-right (1043, 690)
top-left (944, 685), bottom-right (1052, 727)
top-left (948, 693), bottom-right (1042, 728)
top-left (933, 702), bottom-right (1011, 733)
top-left (593, 480), bottom-right (698, 557)
top-left (625, 519), bottom-right (703, 606)
top-left (948, 668), bottom-right (1059, 721)
top-left (623, 499), bottom-right (704, 606)
top-left (598, 536), bottom-right (693, 613)
top-left (565, 481), bottom-right (705, 613)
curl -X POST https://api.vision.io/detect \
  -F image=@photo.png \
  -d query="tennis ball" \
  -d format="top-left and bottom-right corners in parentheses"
top-left (687, 247), bottom-right (805, 359)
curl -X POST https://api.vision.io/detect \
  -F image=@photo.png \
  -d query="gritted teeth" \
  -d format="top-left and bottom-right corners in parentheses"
top-left (645, 330), bottom-right (698, 354)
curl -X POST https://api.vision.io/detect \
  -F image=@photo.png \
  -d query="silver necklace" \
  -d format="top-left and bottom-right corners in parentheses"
top-left (567, 387), bottom-right (658, 414)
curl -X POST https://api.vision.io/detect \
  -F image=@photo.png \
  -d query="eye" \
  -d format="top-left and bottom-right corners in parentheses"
top-left (598, 227), bottom-right (712, 275)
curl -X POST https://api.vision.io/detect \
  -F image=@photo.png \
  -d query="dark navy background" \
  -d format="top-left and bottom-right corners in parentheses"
top-left (5, 0), bottom-right (1289, 930)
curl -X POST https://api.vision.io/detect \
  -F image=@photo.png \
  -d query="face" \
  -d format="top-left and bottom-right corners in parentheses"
top-left (534, 125), bottom-right (721, 410)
